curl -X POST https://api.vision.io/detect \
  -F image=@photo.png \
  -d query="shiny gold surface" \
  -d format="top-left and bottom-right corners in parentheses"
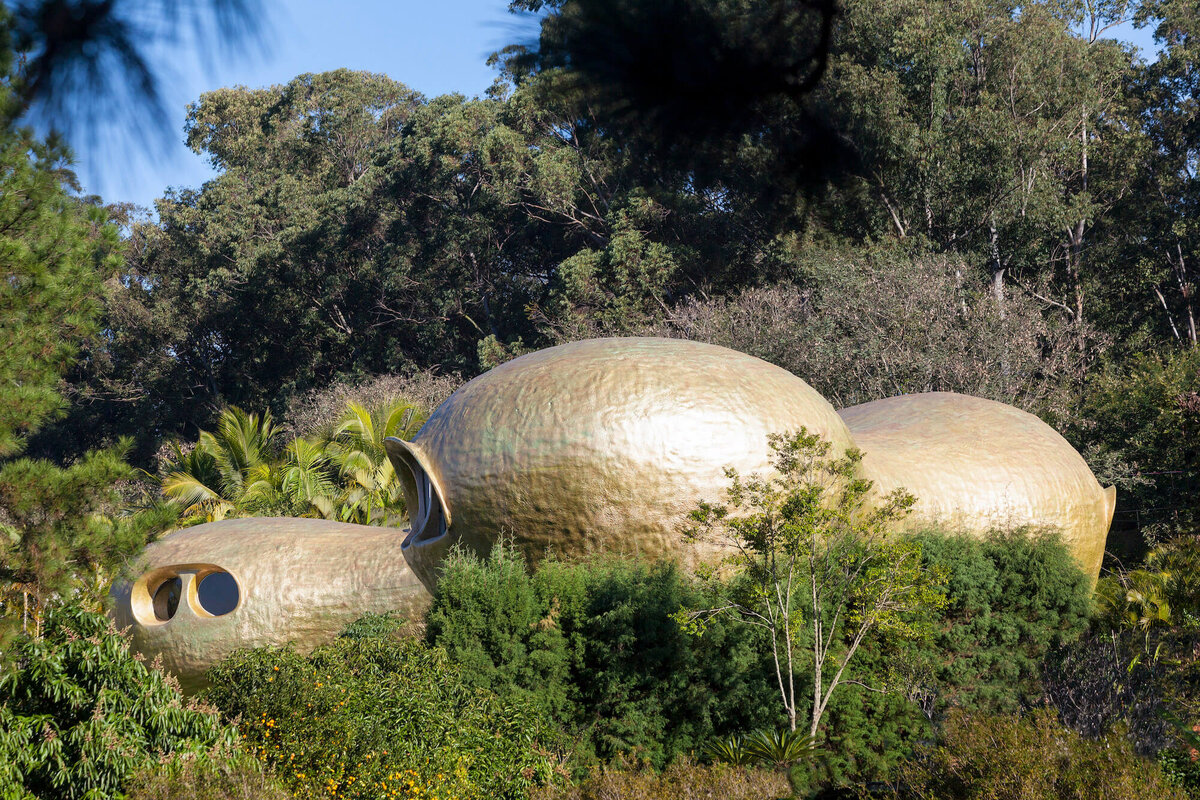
top-left (109, 518), bottom-right (430, 692)
top-left (838, 392), bottom-right (1115, 579)
top-left (386, 337), bottom-right (858, 590)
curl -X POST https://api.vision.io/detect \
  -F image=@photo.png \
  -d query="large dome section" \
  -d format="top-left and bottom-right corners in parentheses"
top-left (390, 337), bottom-right (856, 588)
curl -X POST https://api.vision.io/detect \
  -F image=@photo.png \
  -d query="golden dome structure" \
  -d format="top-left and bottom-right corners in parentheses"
top-left (108, 343), bottom-right (1119, 689)
top-left (385, 337), bottom-right (857, 590)
top-left (109, 518), bottom-right (430, 691)
top-left (838, 392), bottom-right (1115, 579)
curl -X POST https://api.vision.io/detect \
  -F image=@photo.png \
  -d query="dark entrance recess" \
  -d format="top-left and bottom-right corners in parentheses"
top-left (152, 577), bottom-right (181, 621)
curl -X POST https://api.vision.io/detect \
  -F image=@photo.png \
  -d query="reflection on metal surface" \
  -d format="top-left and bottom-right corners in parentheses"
top-left (109, 518), bottom-right (430, 692)
top-left (839, 392), bottom-right (1114, 580)
top-left (386, 337), bottom-right (857, 590)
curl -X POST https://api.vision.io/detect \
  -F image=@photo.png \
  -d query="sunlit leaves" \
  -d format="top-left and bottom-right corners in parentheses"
top-left (160, 396), bottom-right (428, 527)
top-left (683, 429), bottom-right (947, 736)
top-left (0, 604), bottom-right (236, 799)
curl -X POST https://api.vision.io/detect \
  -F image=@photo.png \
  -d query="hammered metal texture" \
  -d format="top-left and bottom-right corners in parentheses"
top-left (386, 337), bottom-right (858, 590)
top-left (838, 392), bottom-right (1115, 580)
top-left (109, 518), bottom-right (429, 692)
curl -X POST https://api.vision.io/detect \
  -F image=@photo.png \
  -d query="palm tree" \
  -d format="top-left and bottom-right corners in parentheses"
top-left (161, 407), bottom-right (296, 524)
top-left (160, 441), bottom-right (234, 524)
top-left (277, 438), bottom-right (338, 520)
top-left (321, 399), bottom-right (425, 526)
top-left (161, 398), bottom-right (429, 527)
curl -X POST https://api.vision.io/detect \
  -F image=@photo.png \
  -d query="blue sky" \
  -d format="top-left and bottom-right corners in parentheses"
top-left (68, 2), bottom-right (1161, 211)
top-left (73, 0), bottom-right (535, 210)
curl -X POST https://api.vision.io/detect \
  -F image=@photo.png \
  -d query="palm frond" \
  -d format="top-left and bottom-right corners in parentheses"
top-left (743, 728), bottom-right (820, 768)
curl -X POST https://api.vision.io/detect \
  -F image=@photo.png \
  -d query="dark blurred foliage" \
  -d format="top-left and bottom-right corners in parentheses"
top-left (2, 0), bottom-right (263, 147)
top-left (503, 0), bottom-right (850, 217)
top-left (1045, 536), bottom-right (1200, 758)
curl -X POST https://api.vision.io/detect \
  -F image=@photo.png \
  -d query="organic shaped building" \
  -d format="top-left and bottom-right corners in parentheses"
top-left (109, 517), bottom-right (429, 692)
top-left (839, 392), bottom-right (1115, 580)
top-left (111, 338), bottom-right (1115, 689)
top-left (383, 337), bottom-right (858, 590)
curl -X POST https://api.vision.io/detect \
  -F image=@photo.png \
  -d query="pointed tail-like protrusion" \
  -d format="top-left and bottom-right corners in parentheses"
top-left (1103, 485), bottom-right (1117, 532)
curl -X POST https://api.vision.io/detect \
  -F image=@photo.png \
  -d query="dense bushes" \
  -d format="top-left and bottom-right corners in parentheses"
top-left (203, 617), bottom-right (559, 800)
top-left (425, 545), bottom-right (781, 770)
top-left (0, 531), bottom-right (1134, 800)
top-left (0, 605), bottom-right (237, 800)
top-left (895, 709), bottom-right (1186, 800)
top-left (422, 531), bottom-right (1099, 788)
top-left (909, 528), bottom-right (1093, 713)
top-left (804, 529), bottom-right (1092, 785)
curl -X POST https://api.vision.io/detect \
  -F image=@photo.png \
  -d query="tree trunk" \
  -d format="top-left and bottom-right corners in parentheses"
top-left (1176, 243), bottom-right (1196, 347)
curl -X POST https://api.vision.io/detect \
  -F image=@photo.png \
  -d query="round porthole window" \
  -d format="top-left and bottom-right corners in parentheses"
top-left (197, 571), bottom-right (239, 616)
top-left (152, 576), bottom-right (181, 621)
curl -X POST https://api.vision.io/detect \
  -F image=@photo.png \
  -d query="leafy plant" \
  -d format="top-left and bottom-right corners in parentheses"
top-left (742, 728), bottom-right (821, 771)
top-left (701, 734), bottom-right (757, 767)
top-left (0, 604), bottom-right (238, 800)
top-left (681, 429), bottom-right (947, 736)
top-left (203, 621), bottom-right (560, 800)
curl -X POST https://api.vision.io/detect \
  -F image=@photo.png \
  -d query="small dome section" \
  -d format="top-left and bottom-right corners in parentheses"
top-left (838, 392), bottom-right (1115, 580)
top-left (108, 518), bottom-right (432, 693)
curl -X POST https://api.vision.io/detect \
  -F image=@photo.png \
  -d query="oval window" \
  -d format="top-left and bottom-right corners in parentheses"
top-left (197, 571), bottom-right (239, 616)
top-left (152, 576), bottom-right (181, 621)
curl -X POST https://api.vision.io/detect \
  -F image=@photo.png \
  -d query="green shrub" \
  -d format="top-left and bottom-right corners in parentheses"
top-left (425, 545), bottom-right (781, 770)
top-left (203, 620), bottom-right (559, 800)
top-left (908, 528), bottom-right (1092, 713)
top-left (799, 529), bottom-right (1091, 787)
top-left (896, 708), bottom-right (1187, 800)
top-left (0, 604), bottom-right (236, 800)
top-left (123, 752), bottom-right (289, 800)
top-left (528, 757), bottom-right (790, 800)
top-left (427, 531), bottom-right (1091, 787)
